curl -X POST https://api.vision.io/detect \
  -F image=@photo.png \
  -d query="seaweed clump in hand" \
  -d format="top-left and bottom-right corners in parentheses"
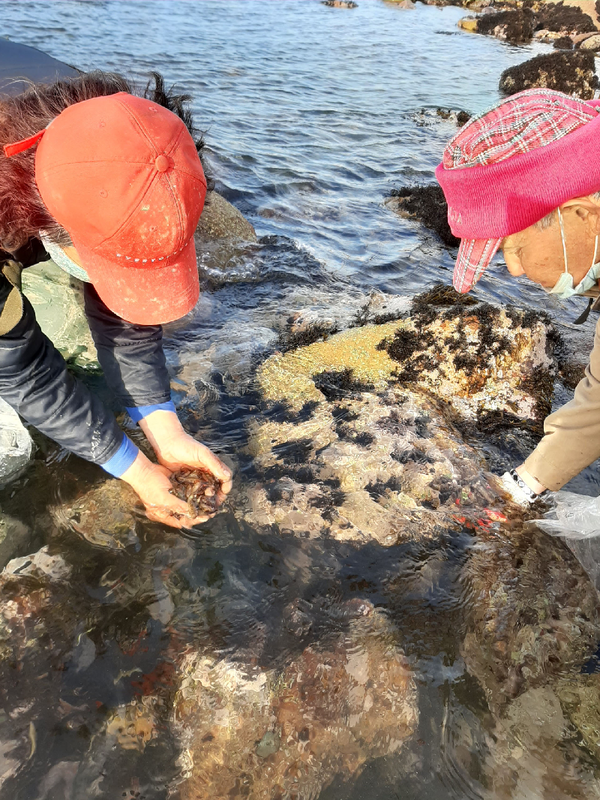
top-left (169, 467), bottom-right (222, 517)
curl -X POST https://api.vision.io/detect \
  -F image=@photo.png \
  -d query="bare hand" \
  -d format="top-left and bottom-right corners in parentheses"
top-left (136, 410), bottom-right (233, 527)
top-left (119, 451), bottom-right (208, 529)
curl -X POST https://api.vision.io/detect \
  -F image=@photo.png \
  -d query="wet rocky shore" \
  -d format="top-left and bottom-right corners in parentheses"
top-left (4, 278), bottom-right (600, 796)
top-left (3, 2), bottom-right (600, 797)
top-left (391, 0), bottom-right (600, 47)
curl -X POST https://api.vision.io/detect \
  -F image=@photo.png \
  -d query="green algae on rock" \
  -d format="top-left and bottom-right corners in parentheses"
top-left (22, 260), bottom-right (99, 370)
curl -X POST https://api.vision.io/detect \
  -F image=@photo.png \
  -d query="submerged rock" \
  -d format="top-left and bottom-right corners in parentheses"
top-left (461, 525), bottom-right (600, 715)
top-left (499, 50), bottom-right (598, 99)
top-left (447, 680), bottom-right (600, 798)
top-left (172, 610), bottom-right (417, 799)
top-left (557, 673), bottom-right (600, 756)
top-left (49, 478), bottom-right (142, 551)
top-left (0, 514), bottom-right (32, 572)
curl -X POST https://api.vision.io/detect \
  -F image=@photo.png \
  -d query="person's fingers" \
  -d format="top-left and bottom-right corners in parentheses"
top-left (180, 514), bottom-right (212, 528)
top-left (195, 444), bottom-right (232, 483)
top-left (219, 476), bottom-right (233, 495)
top-left (163, 494), bottom-right (190, 516)
top-left (145, 506), bottom-right (184, 529)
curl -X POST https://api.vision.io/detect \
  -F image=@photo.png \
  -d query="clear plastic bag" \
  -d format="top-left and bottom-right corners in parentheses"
top-left (0, 397), bottom-right (32, 485)
top-left (535, 491), bottom-right (600, 540)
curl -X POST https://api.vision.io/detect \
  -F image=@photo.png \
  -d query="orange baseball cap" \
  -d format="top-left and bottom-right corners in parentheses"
top-left (6, 92), bottom-right (206, 324)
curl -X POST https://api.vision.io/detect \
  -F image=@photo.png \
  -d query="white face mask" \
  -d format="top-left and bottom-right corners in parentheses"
top-left (545, 207), bottom-right (600, 299)
top-left (38, 233), bottom-right (91, 283)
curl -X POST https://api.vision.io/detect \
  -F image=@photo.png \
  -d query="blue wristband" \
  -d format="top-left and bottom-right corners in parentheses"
top-left (101, 433), bottom-right (139, 478)
top-left (126, 401), bottom-right (176, 423)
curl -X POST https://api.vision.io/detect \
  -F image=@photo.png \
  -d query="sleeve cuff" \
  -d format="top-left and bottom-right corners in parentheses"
top-left (100, 433), bottom-right (139, 478)
top-left (126, 401), bottom-right (176, 423)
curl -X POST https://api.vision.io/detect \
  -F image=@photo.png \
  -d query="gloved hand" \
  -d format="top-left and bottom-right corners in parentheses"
top-left (500, 468), bottom-right (547, 507)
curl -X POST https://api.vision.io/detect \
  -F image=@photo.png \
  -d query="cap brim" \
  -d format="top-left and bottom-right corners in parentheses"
top-left (453, 238), bottom-right (502, 294)
top-left (71, 237), bottom-right (200, 325)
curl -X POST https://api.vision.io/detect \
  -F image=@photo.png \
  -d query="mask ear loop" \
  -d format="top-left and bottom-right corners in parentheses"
top-left (592, 233), bottom-right (599, 269)
top-left (557, 207), bottom-right (569, 275)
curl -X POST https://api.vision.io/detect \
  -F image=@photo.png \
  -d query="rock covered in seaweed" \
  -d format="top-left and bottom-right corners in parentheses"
top-left (499, 50), bottom-right (598, 99)
top-left (237, 288), bottom-right (558, 545)
top-left (458, 1), bottom-right (598, 46)
top-left (449, 518), bottom-right (600, 796)
top-left (385, 186), bottom-right (460, 248)
top-left (171, 609), bottom-right (417, 800)
top-left (463, 6), bottom-right (535, 43)
top-left (243, 386), bottom-right (496, 545)
top-left (322, 0), bottom-right (358, 7)
top-left (257, 288), bottom-right (557, 424)
top-left (446, 680), bottom-right (600, 798)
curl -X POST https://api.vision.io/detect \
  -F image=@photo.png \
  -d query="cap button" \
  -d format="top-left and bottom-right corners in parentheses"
top-left (155, 154), bottom-right (171, 173)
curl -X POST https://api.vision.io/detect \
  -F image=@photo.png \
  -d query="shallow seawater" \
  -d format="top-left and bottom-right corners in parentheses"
top-left (1, 1), bottom-right (600, 798)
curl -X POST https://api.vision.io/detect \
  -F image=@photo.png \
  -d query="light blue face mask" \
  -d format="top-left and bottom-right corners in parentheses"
top-left (545, 207), bottom-right (600, 299)
top-left (39, 233), bottom-right (91, 283)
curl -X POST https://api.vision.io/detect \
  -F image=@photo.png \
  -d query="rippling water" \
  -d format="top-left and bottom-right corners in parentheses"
top-left (1, 2), bottom-right (600, 799)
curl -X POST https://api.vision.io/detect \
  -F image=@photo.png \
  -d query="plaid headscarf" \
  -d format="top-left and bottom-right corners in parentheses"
top-left (436, 89), bottom-right (600, 292)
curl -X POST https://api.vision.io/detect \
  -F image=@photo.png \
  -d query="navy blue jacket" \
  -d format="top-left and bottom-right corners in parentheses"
top-left (0, 240), bottom-right (171, 463)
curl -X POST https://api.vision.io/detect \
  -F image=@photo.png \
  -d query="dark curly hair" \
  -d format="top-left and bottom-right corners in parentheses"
top-left (0, 70), bottom-right (212, 251)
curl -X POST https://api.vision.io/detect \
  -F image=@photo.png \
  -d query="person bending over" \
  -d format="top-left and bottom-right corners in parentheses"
top-left (436, 88), bottom-right (600, 504)
top-left (0, 71), bottom-right (231, 528)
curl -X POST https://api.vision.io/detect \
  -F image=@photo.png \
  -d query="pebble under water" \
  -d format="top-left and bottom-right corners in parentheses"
top-left (1, 2), bottom-right (600, 799)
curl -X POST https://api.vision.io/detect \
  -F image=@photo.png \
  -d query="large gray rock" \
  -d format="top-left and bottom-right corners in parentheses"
top-left (196, 191), bottom-right (257, 243)
top-left (22, 260), bottom-right (98, 369)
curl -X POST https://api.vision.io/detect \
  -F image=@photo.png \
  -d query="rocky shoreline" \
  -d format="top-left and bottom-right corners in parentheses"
top-left (388, 0), bottom-right (600, 50)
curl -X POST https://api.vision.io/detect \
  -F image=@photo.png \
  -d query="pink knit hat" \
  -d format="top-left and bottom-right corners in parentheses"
top-left (436, 89), bottom-right (600, 293)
